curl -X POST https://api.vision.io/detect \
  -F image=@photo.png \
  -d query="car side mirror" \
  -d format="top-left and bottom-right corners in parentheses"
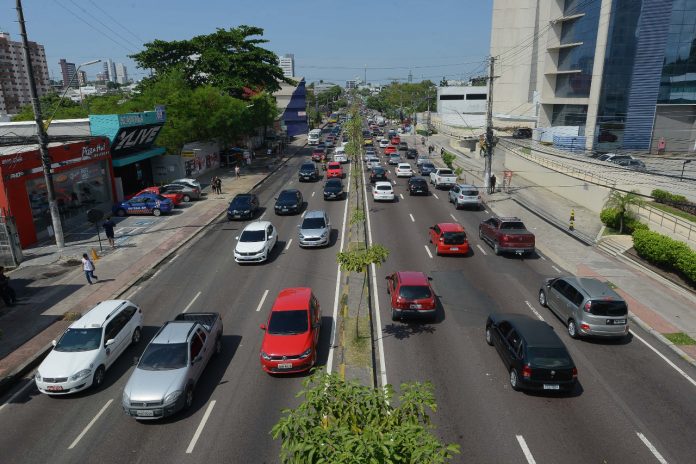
top-left (105, 338), bottom-right (115, 347)
top-left (268, 235), bottom-right (274, 241)
top-left (260, 324), bottom-right (267, 331)
top-left (51, 339), bottom-right (57, 347)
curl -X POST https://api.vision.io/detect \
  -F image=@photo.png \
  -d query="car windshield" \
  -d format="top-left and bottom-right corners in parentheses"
top-left (443, 232), bottom-right (467, 244)
top-left (501, 221), bottom-right (526, 230)
top-left (277, 192), bottom-right (297, 203)
top-left (231, 197), bottom-right (251, 208)
top-left (54, 328), bottom-right (102, 352)
top-left (267, 310), bottom-right (309, 335)
top-left (302, 217), bottom-right (326, 229)
top-left (300, 164), bottom-right (315, 171)
top-left (239, 230), bottom-right (266, 242)
top-left (138, 343), bottom-right (188, 370)
top-left (399, 285), bottom-right (432, 300)
top-left (326, 180), bottom-right (342, 189)
top-left (422, 163), bottom-right (435, 168)
top-left (527, 347), bottom-right (572, 369)
top-left (590, 300), bottom-right (628, 316)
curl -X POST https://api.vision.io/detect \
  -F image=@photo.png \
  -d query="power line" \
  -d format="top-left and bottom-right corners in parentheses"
top-left (88, 0), bottom-right (146, 44)
top-left (67, 0), bottom-right (141, 51)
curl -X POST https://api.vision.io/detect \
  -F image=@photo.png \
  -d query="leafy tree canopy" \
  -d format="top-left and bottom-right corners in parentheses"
top-left (365, 81), bottom-right (436, 119)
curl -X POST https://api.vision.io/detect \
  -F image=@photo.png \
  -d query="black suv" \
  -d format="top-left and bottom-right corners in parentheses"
top-left (323, 178), bottom-right (345, 200)
top-left (406, 148), bottom-right (418, 159)
top-left (407, 177), bottom-right (429, 196)
top-left (227, 193), bottom-right (260, 220)
top-left (370, 166), bottom-right (388, 183)
top-left (512, 128), bottom-right (533, 139)
top-left (485, 313), bottom-right (577, 393)
top-left (274, 189), bottom-right (303, 215)
top-left (299, 162), bottom-right (319, 182)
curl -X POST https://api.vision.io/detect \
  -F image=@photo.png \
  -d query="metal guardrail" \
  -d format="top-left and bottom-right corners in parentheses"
top-left (635, 203), bottom-right (696, 244)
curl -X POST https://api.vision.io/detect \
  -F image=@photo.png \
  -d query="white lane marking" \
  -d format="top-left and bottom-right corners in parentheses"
top-left (259, 211), bottom-right (266, 219)
top-left (630, 330), bottom-right (696, 389)
top-left (450, 213), bottom-right (457, 221)
top-left (525, 301), bottom-right (545, 321)
top-left (0, 377), bottom-right (37, 411)
top-left (552, 265), bottom-right (562, 273)
top-left (301, 210), bottom-right (307, 218)
top-left (151, 268), bottom-right (162, 279)
top-left (168, 253), bottom-right (180, 264)
top-left (484, 210), bottom-right (489, 214)
top-left (186, 400), bottom-right (217, 454)
top-left (392, 180), bottom-right (396, 185)
top-left (68, 399), bottom-right (113, 449)
top-left (183, 291), bottom-right (202, 313)
top-left (424, 245), bottom-right (433, 259)
top-left (476, 244), bottom-right (488, 256)
top-left (327, 162), bottom-right (351, 374)
top-left (636, 432), bottom-right (668, 464)
top-left (126, 286), bottom-right (141, 300)
top-left (409, 213), bottom-right (415, 222)
top-left (400, 193), bottom-right (404, 200)
top-left (285, 238), bottom-right (293, 250)
top-left (539, 255), bottom-right (547, 261)
top-left (255, 289), bottom-right (270, 312)
top-left (433, 193), bottom-right (439, 199)
top-left (311, 191), bottom-right (315, 197)
top-left (516, 435), bottom-right (537, 464)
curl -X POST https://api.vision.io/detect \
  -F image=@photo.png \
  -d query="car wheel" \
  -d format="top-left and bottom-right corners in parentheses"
top-left (184, 386), bottom-right (194, 410)
top-left (485, 326), bottom-right (493, 346)
top-left (568, 319), bottom-right (579, 339)
top-left (92, 365), bottom-right (105, 389)
top-left (214, 336), bottom-right (222, 356)
top-left (391, 308), bottom-right (400, 321)
top-left (538, 290), bottom-right (547, 307)
top-left (131, 327), bottom-right (141, 345)
top-left (116, 208), bottom-right (126, 217)
top-left (152, 208), bottom-right (162, 217)
top-left (183, 194), bottom-right (191, 202)
top-left (494, 243), bottom-right (501, 255)
top-left (510, 369), bottom-right (520, 391)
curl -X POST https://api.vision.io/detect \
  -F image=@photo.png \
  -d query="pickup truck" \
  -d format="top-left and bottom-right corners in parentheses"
top-left (122, 312), bottom-right (223, 420)
top-left (478, 216), bottom-right (536, 256)
top-left (430, 168), bottom-right (457, 189)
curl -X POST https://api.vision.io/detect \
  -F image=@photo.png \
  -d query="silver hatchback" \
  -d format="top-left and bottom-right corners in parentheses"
top-left (449, 184), bottom-right (482, 210)
top-left (539, 277), bottom-right (629, 339)
top-left (298, 210), bottom-right (331, 247)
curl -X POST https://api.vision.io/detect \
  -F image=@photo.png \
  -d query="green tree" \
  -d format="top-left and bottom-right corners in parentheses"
top-left (604, 189), bottom-right (644, 234)
top-left (271, 370), bottom-right (460, 463)
top-left (439, 76), bottom-right (448, 87)
top-left (441, 151), bottom-right (456, 170)
top-left (130, 26), bottom-right (292, 97)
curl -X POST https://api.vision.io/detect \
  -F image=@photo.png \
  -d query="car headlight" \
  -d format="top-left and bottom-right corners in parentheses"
top-left (261, 351), bottom-right (272, 361)
top-left (70, 369), bottom-right (92, 381)
top-left (320, 231), bottom-right (328, 237)
top-left (34, 372), bottom-right (42, 382)
top-left (299, 234), bottom-right (305, 240)
top-left (163, 390), bottom-right (183, 405)
top-left (299, 348), bottom-right (312, 359)
top-left (122, 390), bottom-right (130, 406)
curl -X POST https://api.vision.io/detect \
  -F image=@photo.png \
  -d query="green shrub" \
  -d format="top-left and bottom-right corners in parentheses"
top-left (600, 208), bottom-right (646, 234)
top-left (632, 229), bottom-right (696, 285)
top-left (651, 189), bottom-right (669, 204)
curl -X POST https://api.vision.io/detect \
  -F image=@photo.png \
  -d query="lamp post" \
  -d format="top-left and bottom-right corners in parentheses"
top-left (45, 60), bottom-right (101, 128)
top-left (681, 160), bottom-right (692, 181)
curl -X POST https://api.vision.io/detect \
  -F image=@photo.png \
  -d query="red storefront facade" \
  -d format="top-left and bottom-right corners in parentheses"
top-left (0, 138), bottom-right (115, 248)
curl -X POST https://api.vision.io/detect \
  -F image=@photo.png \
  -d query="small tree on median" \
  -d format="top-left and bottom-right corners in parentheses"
top-left (603, 189), bottom-right (644, 234)
top-left (271, 370), bottom-right (461, 464)
top-left (441, 151), bottom-right (456, 170)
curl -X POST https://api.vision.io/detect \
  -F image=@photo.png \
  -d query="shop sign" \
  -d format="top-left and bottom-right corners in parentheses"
top-left (81, 143), bottom-right (109, 160)
top-left (118, 113), bottom-right (145, 126)
top-left (112, 124), bottom-right (163, 156)
top-left (1, 154), bottom-right (24, 166)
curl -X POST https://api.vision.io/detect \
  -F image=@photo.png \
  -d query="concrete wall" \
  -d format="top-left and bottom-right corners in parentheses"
top-left (651, 105), bottom-right (696, 154)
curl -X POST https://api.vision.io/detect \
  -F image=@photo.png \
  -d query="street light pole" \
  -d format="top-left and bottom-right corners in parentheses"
top-left (46, 59), bottom-right (101, 127)
top-left (16, 0), bottom-right (65, 249)
top-left (681, 160), bottom-right (691, 181)
top-left (484, 56), bottom-right (496, 191)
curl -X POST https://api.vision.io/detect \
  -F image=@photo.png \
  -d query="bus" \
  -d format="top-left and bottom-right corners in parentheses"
top-left (308, 129), bottom-right (322, 145)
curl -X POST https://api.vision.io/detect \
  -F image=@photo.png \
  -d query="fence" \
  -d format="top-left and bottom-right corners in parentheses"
top-left (634, 203), bottom-right (696, 246)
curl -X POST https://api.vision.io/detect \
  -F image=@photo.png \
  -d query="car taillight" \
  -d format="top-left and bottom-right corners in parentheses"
top-left (522, 364), bottom-right (532, 378)
top-left (581, 323), bottom-right (590, 332)
top-left (501, 235), bottom-right (510, 241)
top-left (583, 301), bottom-right (592, 312)
top-left (572, 367), bottom-right (578, 379)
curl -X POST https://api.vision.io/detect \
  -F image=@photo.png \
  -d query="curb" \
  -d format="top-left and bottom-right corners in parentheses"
top-left (0, 143), bottom-right (305, 400)
top-left (628, 311), bottom-right (696, 369)
top-left (615, 252), bottom-right (696, 304)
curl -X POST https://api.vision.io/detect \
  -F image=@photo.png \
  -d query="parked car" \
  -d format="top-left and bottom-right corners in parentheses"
top-left (406, 148), bottom-right (418, 159)
top-left (448, 184), bottom-right (482, 210)
top-left (388, 153), bottom-right (401, 165)
top-left (234, 221), bottom-right (278, 263)
top-left (132, 186), bottom-right (184, 206)
top-left (35, 300), bottom-right (142, 395)
top-left (323, 178), bottom-right (345, 200)
top-left (407, 177), bottom-right (429, 195)
top-left (160, 183), bottom-right (201, 202)
top-left (429, 222), bottom-right (469, 256)
top-left (538, 277), bottom-right (629, 339)
top-left (113, 193), bottom-right (174, 217)
top-left (260, 288), bottom-right (322, 374)
top-left (122, 312), bottom-right (223, 419)
top-left (227, 193), bottom-right (260, 220)
top-left (299, 162), bottom-right (320, 182)
top-left (326, 161), bottom-right (344, 179)
top-left (478, 216), bottom-right (536, 256)
top-left (172, 178), bottom-right (202, 191)
top-left (386, 271), bottom-right (436, 322)
top-left (430, 168), bottom-right (457, 189)
top-left (298, 210), bottom-right (331, 247)
top-left (419, 162), bottom-right (436, 176)
top-left (274, 189), bottom-right (303, 215)
top-left (395, 163), bottom-right (414, 177)
top-left (370, 166), bottom-right (388, 183)
top-left (372, 181), bottom-right (395, 202)
top-left (485, 313), bottom-right (577, 393)
top-left (512, 128), bottom-right (533, 139)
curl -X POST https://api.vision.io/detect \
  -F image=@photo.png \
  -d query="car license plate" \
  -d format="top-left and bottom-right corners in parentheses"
top-left (136, 410), bottom-right (154, 417)
top-left (278, 363), bottom-right (293, 369)
top-left (282, 208), bottom-right (288, 211)
top-left (46, 385), bottom-right (63, 392)
top-left (450, 247), bottom-right (459, 251)
top-left (410, 304), bottom-right (422, 309)
top-left (543, 384), bottom-right (560, 390)
top-left (607, 319), bottom-right (626, 325)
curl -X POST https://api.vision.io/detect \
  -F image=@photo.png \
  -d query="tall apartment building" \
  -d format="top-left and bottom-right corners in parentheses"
top-left (115, 63), bottom-right (128, 85)
top-left (59, 58), bottom-right (77, 88)
top-left (491, 0), bottom-right (696, 153)
top-left (279, 54), bottom-right (295, 78)
top-left (77, 70), bottom-right (87, 86)
top-left (0, 32), bottom-right (50, 116)
top-left (103, 59), bottom-right (117, 83)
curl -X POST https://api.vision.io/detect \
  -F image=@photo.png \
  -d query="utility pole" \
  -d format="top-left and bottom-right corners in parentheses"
top-left (16, 0), bottom-right (65, 249)
top-left (484, 56), bottom-right (495, 191)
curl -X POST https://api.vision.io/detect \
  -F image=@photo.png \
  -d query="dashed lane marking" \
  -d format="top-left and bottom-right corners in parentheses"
top-left (476, 244), bottom-right (487, 256)
top-left (255, 289), bottom-right (269, 312)
top-left (183, 291), bottom-right (202, 313)
top-left (516, 435), bottom-right (537, 464)
top-left (409, 213), bottom-right (415, 222)
top-left (311, 191), bottom-right (315, 197)
top-left (400, 193), bottom-right (404, 199)
top-left (450, 213), bottom-right (457, 221)
top-left (636, 432), bottom-right (668, 464)
top-left (68, 399), bottom-right (113, 449)
top-left (186, 400), bottom-right (217, 454)
top-left (433, 193), bottom-right (439, 199)
top-left (424, 245), bottom-right (433, 259)
top-left (552, 265), bottom-right (562, 273)
top-left (525, 301), bottom-right (545, 321)
top-left (126, 286), bottom-right (141, 300)
top-left (285, 239), bottom-right (293, 250)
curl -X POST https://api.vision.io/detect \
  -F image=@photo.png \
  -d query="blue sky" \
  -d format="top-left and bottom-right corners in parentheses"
top-left (3, 0), bottom-right (492, 85)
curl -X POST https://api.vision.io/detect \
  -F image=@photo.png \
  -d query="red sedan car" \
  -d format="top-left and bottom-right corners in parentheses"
top-left (386, 271), bottom-right (437, 322)
top-left (384, 145), bottom-right (397, 155)
top-left (326, 161), bottom-right (344, 179)
top-left (390, 136), bottom-right (401, 145)
top-left (131, 186), bottom-right (184, 206)
top-left (429, 222), bottom-right (469, 256)
top-left (311, 149), bottom-right (326, 162)
top-left (260, 288), bottom-right (322, 374)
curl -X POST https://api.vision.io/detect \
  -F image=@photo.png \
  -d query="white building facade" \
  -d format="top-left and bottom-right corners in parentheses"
top-left (436, 86), bottom-right (488, 128)
top-left (115, 63), bottom-right (128, 85)
top-left (279, 54), bottom-right (295, 78)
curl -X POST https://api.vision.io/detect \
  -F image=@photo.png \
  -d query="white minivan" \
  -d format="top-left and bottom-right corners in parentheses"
top-left (308, 129), bottom-right (322, 146)
top-left (334, 147), bottom-right (348, 163)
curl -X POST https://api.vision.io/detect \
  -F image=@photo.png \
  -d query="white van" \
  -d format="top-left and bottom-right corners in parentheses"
top-left (308, 129), bottom-right (321, 146)
top-left (334, 147), bottom-right (348, 163)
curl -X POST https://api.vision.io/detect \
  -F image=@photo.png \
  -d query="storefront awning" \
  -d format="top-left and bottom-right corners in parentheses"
top-left (111, 146), bottom-right (166, 167)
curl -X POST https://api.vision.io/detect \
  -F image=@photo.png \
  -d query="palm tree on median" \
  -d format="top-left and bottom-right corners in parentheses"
top-left (604, 189), bottom-right (643, 234)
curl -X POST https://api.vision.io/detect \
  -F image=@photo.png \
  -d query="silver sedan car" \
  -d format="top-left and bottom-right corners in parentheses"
top-left (161, 183), bottom-right (201, 201)
top-left (298, 210), bottom-right (331, 247)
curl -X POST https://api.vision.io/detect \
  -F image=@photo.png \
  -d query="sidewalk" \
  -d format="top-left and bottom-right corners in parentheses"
top-left (410, 132), bottom-right (696, 365)
top-left (0, 137), bottom-right (306, 395)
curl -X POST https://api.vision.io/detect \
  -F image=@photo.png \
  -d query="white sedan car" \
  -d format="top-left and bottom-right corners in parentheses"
top-left (373, 181), bottom-right (395, 202)
top-left (395, 163), bottom-right (414, 177)
top-left (379, 139), bottom-right (389, 148)
top-left (234, 221), bottom-right (278, 263)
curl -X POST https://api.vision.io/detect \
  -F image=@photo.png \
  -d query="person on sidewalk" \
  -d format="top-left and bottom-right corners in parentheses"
top-left (211, 176), bottom-right (218, 193)
top-left (102, 216), bottom-right (116, 248)
top-left (0, 266), bottom-right (17, 306)
top-left (82, 253), bottom-right (98, 285)
top-left (267, 147), bottom-right (272, 156)
top-left (489, 174), bottom-right (497, 194)
top-left (215, 177), bottom-right (222, 194)
top-left (235, 165), bottom-right (241, 178)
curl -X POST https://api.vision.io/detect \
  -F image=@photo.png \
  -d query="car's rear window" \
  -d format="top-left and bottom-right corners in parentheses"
top-left (501, 222), bottom-right (526, 230)
top-left (398, 285), bottom-right (432, 300)
top-left (139, 343), bottom-right (188, 370)
top-left (443, 232), bottom-right (467, 245)
top-left (589, 300), bottom-right (628, 316)
top-left (376, 185), bottom-right (392, 191)
top-left (527, 347), bottom-right (572, 369)
top-left (462, 190), bottom-right (478, 196)
top-left (268, 310), bottom-right (309, 335)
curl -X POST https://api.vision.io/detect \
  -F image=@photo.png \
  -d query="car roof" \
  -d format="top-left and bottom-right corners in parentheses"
top-left (395, 271), bottom-right (429, 286)
top-left (279, 189), bottom-right (300, 195)
top-left (233, 193), bottom-right (255, 200)
top-left (152, 321), bottom-right (196, 344)
top-left (436, 222), bottom-right (465, 232)
top-left (456, 183), bottom-right (478, 189)
top-left (304, 210), bottom-right (327, 219)
top-left (494, 313), bottom-right (565, 348)
top-left (562, 277), bottom-right (624, 300)
top-left (374, 181), bottom-right (392, 187)
top-left (71, 300), bottom-right (131, 329)
top-left (271, 287), bottom-right (312, 312)
top-left (243, 220), bottom-right (272, 231)
top-left (397, 163), bottom-right (411, 167)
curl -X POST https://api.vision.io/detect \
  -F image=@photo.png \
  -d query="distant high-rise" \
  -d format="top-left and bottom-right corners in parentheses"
top-left (96, 72), bottom-right (108, 82)
top-left (59, 58), bottom-right (77, 88)
top-left (0, 32), bottom-right (50, 115)
top-left (115, 63), bottom-right (128, 85)
top-left (103, 59), bottom-right (117, 83)
top-left (77, 70), bottom-right (87, 86)
top-left (279, 54), bottom-right (295, 78)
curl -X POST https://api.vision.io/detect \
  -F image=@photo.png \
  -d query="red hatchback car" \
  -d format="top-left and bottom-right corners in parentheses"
top-left (326, 162), bottom-right (344, 179)
top-left (390, 136), bottom-right (401, 145)
top-left (429, 222), bottom-right (469, 256)
top-left (386, 271), bottom-right (437, 322)
top-left (260, 288), bottom-right (321, 374)
top-left (384, 145), bottom-right (397, 155)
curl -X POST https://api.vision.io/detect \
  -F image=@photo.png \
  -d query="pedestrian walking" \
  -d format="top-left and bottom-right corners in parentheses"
top-left (211, 176), bottom-right (218, 192)
top-left (489, 173), bottom-right (497, 194)
top-left (0, 266), bottom-right (17, 306)
top-left (82, 253), bottom-right (98, 285)
top-left (267, 147), bottom-right (272, 156)
top-left (102, 216), bottom-right (116, 248)
top-left (215, 177), bottom-right (222, 194)
top-left (235, 165), bottom-right (241, 178)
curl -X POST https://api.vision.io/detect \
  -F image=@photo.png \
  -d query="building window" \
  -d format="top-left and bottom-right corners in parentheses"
top-left (551, 104), bottom-right (588, 127)
top-left (439, 95), bottom-right (464, 100)
top-left (658, 0), bottom-right (696, 104)
top-left (465, 94), bottom-right (486, 100)
top-left (555, 73), bottom-right (591, 97)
